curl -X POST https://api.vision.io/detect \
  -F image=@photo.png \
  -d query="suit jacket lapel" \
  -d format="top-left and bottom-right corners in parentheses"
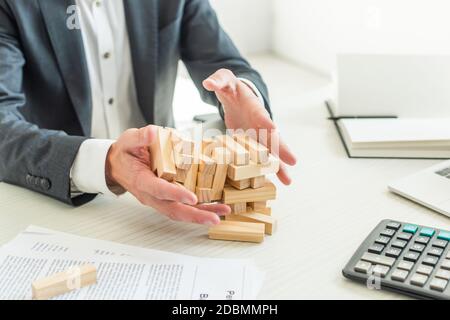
top-left (38, 0), bottom-right (92, 136)
top-left (123, 0), bottom-right (158, 125)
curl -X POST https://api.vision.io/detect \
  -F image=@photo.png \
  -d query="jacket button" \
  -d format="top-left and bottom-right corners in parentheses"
top-left (40, 179), bottom-right (51, 191)
top-left (26, 174), bottom-right (33, 185)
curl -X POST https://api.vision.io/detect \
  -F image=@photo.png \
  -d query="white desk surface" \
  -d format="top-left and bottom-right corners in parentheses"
top-left (1, 54), bottom-right (449, 300)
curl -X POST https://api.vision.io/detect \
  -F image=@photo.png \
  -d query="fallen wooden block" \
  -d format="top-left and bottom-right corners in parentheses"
top-left (211, 147), bottom-right (232, 201)
top-left (250, 176), bottom-right (266, 189)
top-left (227, 155), bottom-right (280, 181)
top-left (169, 128), bottom-right (195, 156)
top-left (227, 178), bottom-right (251, 190)
top-left (196, 187), bottom-right (212, 203)
top-left (183, 163), bottom-right (199, 193)
top-left (149, 127), bottom-right (177, 181)
top-left (217, 135), bottom-right (249, 166)
top-left (197, 172), bottom-right (214, 188)
top-left (32, 264), bottom-right (97, 300)
top-left (234, 134), bottom-right (269, 164)
top-left (223, 180), bottom-right (276, 204)
top-left (208, 221), bottom-right (265, 243)
top-left (229, 202), bottom-right (247, 214)
top-left (199, 154), bottom-right (217, 176)
top-left (226, 212), bottom-right (277, 235)
top-left (174, 152), bottom-right (193, 171)
top-left (176, 168), bottom-right (187, 183)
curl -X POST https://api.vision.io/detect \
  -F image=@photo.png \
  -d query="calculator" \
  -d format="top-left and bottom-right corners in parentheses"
top-left (343, 220), bottom-right (450, 299)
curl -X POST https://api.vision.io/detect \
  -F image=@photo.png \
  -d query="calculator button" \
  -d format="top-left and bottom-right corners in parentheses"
top-left (397, 260), bottom-right (414, 271)
top-left (386, 222), bottom-right (401, 230)
top-left (427, 247), bottom-right (444, 257)
top-left (380, 229), bottom-right (396, 237)
top-left (375, 236), bottom-right (391, 245)
top-left (415, 236), bottom-right (430, 245)
top-left (404, 251), bottom-right (420, 262)
top-left (354, 260), bottom-right (372, 274)
top-left (432, 240), bottom-right (448, 249)
top-left (361, 252), bottom-right (396, 267)
top-left (410, 273), bottom-right (428, 287)
top-left (416, 264), bottom-right (434, 276)
top-left (391, 240), bottom-right (407, 249)
top-left (410, 243), bottom-right (426, 253)
top-left (420, 228), bottom-right (435, 238)
top-left (391, 269), bottom-right (409, 282)
top-left (385, 247), bottom-right (402, 258)
top-left (437, 231), bottom-right (450, 241)
top-left (435, 269), bottom-right (450, 280)
top-left (441, 259), bottom-right (450, 270)
top-left (403, 224), bottom-right (418, 234)
top-left (423, 256), bottom-right (439, 267)
top-left (371, 265), bottom-right (390, 278)
top-left (430, 278), bottom-right (448, 292)
top-left (368, 244), bottom-right (385, 254)
top-left (397, 233), bottom-right (413, 241)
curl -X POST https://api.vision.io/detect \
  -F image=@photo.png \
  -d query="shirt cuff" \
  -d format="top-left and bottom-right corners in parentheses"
top-left (70, 139), bottom-right (117, 197)
top-left (238, 77), bottom-right (265, 106)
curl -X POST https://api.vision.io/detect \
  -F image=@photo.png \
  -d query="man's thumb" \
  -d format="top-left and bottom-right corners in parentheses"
top-left (127, 125), bottom-right (157, 149)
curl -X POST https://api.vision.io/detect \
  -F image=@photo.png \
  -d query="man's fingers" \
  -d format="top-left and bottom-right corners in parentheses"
top-left (195, 203), bottom-right (231, 216)
top-left (278, 139), bottom-right (297, 166)
top-left (203, 69), bottom-right (238, 93)
top-left (277, 163), bottom-right (292, 186)
top-left (122, 125), bottom-right (157, 150)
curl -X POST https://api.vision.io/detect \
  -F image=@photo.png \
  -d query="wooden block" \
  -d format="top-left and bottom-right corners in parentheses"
top-left (197, 172), bottom-right (214, 188)
top-left (199, 154), bottom-right (216, 175)
top-left (227, 155), bottom-right (280, 181)
top-left (208, 221), bottom-right (265, 243)
top-left (184, 163), bottom-right (199, 193)
top-left (234, 134), bottom-right (269, 164)
top-left (227, 178), bottom-right (251, 190)
top-left (202, 138), bottom-right (219, 157)
top-left (149, 127), bottom-right (177, 181)
top-left (211, 148), bottom-right (232, 201)
top-left (226, 212), bottom-right (277, 235)
top-left (216, 135), bottom-right (250, 166)
top-left (174, 152), bottom-right (193, 171)
top-left (32, 264), bottom-right (97, 300)
top-left (250, 176), bottom-right (266, 189)
top-left (176, 168), bottom-right (187, 183)
top-left (249, 201), bottom-right (267, 210)
top-left (223, 180), bottom-right (276, 204)
top-left (253, 206), bottom-right (272, 216)
top-left (169, 128), bottom-right (195, 155)
top-left (196, 187), bottom-right (212, 203)
top-left (229, 202), bottom-right (247, 214)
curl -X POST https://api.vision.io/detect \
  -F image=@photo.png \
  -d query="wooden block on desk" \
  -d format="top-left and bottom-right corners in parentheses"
top-left (227, 155), bottom-right (280, 181)
top-left (250, 176), bottom-right (266, 189)
top-left (199, 154), bottom-right (216, 176)
top-left (149, 127), bottom-right (177, 181)
top-left (216, 135), bottom-right (249, 166)
top-left (229, 202), bottom-right (247, 214)
top-left (227, 178), bottom-right (251, 190)
top-left (223, 181), bottom-right (276, 204)
top-left (208, 221), bottom-right (265, 243)
top-left (184, 163), bottom-right (199, 193)
top-left (249, 201), bottom-right (267, 210)
top-left (211, 147), bottom-right (232, 201)
top-left (234, 134), bottom-right (269, 164)
top-left (32, 264), bottom-right (97, 300)
top-left (197, 172), bottom-right (214, 188)
top-left (196, 187), bottom-right (212, 203)
top-left (226, 212), bottom-right (277, 235)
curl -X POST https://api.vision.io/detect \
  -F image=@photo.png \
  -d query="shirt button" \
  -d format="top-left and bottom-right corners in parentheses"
top-left (95, 0), bottom-right (102, 7)
top-left (26, 174), bottom-right (33, 185)
top-left (103, 52), bottom-right (111, 59)
top-left (108, 98), bottom-right (114, 105)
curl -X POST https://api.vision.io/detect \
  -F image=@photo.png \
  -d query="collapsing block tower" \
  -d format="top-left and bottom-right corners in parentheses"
top-left (149, 127), bottom-right (280, 243)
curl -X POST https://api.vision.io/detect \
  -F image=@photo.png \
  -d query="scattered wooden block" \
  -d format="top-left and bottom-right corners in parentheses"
top-left (223, 180), bottom-right (276, 204)
top-left (227, 178), bottom-right (251, 190)
top-left (229, 202), bottom-right (247, 214)
top-left (208, 221), bottom-right (265, 243)
top-left (183, 163), bottom-right (199, 193)
top-left (174, 152), bottom-right (193, 171)
top-left (32, 264), bottom-right (97, 300)
top-left (149, 127), bottom-right (177, 181)
top-left (250, 176), bottom-right (266, 189)
top-left (249, 201), bottom-right (267, 210)
top-left (211, 147), bottom-right (232, 201)
top-left (176, 168), bottom-right (187, 183)
top-left (226, 212), bottom-right (277, 235)
top-left (199, 154), bottom-right (217, 176)
top-left (227, 155), bottom-right (280, 181)
top-left (197, 172), bottom-right (214, 188)
top-left (217, 135), bottom-right (250, 166)
top-left (169, 129), bottom-right (195, 155)
top-left (234, 134), bottom-right (269, 164)
top-left (196, 187), bottom-right (212, 203)
top-left (252, 206), bottom-right (272, 216)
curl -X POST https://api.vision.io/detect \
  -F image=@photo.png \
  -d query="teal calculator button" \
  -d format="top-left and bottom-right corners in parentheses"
top-left (420, 228), bottom-right (435, 237)
top-left (437, 231), bottom-right (450, 241)
top-left (403, 224), bottom-right (418, 234)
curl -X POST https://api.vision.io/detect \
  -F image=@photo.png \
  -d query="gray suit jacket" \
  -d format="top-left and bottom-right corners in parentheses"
top-left (0, 0), bottom-right (270, 206)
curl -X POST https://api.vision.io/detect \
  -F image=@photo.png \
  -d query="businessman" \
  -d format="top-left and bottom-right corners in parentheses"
top-left (0, 0), bottom-right (296, 226)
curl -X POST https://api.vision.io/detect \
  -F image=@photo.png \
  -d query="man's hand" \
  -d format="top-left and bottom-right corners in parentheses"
top-left (105, 126), bottom-right (230, 225)
top-left (203, 69), bottom-right (297, 185)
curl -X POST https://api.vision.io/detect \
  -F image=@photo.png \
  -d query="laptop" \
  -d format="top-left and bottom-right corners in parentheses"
top-left (388, 160), bottom-right (450, 217)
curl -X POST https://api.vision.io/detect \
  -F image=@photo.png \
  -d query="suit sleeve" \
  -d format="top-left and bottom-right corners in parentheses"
top-left (179, 0), bottom-right (272, 118)
top-left (0, 2), bottom-right (95, 206)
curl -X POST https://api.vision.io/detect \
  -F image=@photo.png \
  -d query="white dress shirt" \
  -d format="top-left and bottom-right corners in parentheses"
top-left (70, 0), bottom-right (263, 197)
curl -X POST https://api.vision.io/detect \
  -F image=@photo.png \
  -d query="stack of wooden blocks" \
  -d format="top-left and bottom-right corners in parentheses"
top-left (149, 126), bottom-right (280, 243)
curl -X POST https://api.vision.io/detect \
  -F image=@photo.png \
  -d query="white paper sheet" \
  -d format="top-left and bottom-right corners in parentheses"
top-left (0, 226), bottom-right (265, 300)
